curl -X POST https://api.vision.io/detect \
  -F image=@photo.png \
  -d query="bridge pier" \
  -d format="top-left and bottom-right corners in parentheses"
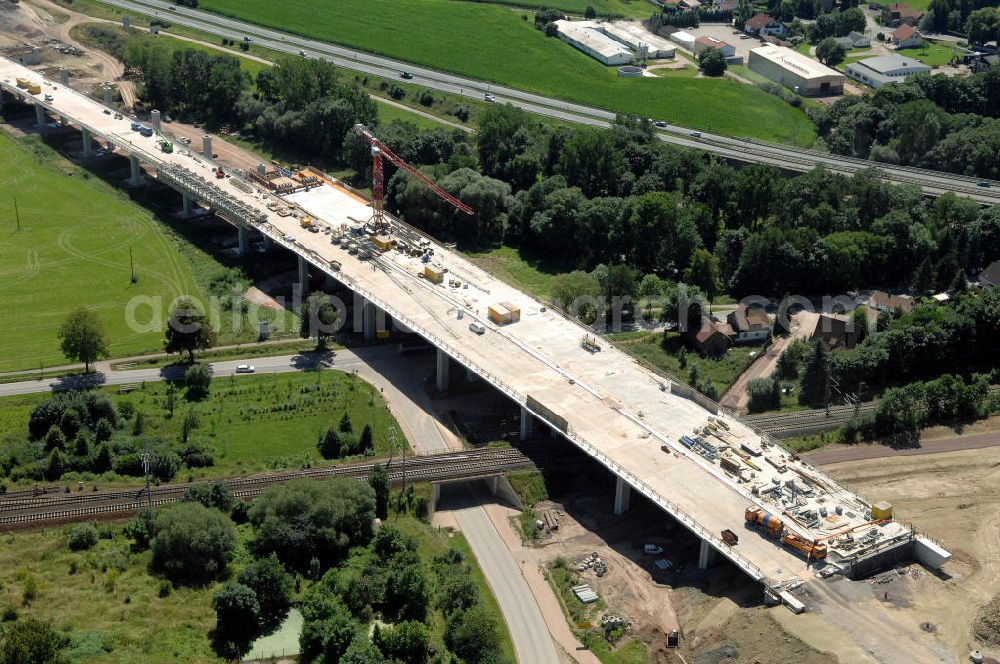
top-left (698, 539), bottom-right (718, 570)
top-left (127, 154), bottom-right (143, 186)
top-left (181, 193), bottom-right (193, 217)
top-left (362, 301), bottom-right (378, 340)
top-left (436, 348), bottom-right (450, 392)
top-left (80, 127), bottom-right (92, 158)
top-left (519, 406), bottom-right (535, 441)
top-left (613, 476), bottom-right (631, 515)
top-left (238, 225), bottom-right (249, 255)
top-left (102, 84), bottom-right (113, 107)
top-left (202, 134), bottom-right (213, 159)
top-left (297, 255), bottom-right (309, 293)
top-left (34, 101), bottom-right (45, 128)
top-left (59, 67), bottom-right (69, 86)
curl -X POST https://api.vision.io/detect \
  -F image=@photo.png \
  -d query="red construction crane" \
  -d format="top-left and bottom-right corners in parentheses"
top-left (353, 123), bottom-right (473, 234)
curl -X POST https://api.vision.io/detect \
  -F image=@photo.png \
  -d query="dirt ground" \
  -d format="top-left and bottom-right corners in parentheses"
top-left (511, 472), bottom-right (848, 664)
top-left (822, 445), bottom-right (1000, 663)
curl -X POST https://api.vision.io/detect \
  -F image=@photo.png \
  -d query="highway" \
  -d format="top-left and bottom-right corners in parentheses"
top-left (93, 0), bottom-right (1000, 204)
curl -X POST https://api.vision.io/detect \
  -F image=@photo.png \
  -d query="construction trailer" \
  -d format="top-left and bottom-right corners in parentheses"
top-left (488, 301), bottom-right (521, 325)
top-left (424, 265), bottom-right (445, 284)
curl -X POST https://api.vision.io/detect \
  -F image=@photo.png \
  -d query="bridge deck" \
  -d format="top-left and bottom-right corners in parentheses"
top-left (1, 57), bottom-right (912, 587)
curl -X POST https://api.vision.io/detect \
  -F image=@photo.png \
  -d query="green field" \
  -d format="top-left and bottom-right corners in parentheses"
top-left (197, 0), bottom-right (817, 145)
top-left (469, 0), bottom-right (652, 18)
top-left (468, 246), bottom-right (565, 300)
top-left (907, 40), bottom-right (956, 67)
top-left (0, 369), bottom-right (406, 484)
top-left (0, 133), bottom-right (205, 373)
top-left (0, 133), bottom-right (298, 373)
top-left (0, 511), bottom-right (510, 664)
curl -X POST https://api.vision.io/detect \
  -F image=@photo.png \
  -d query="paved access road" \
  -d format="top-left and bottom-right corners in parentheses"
top-left (86, 0), bottom-right (1000, 203)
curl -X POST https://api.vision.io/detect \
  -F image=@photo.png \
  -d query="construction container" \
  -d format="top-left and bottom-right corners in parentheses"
top-left (871, 501), bottom-right (893, 521)
top-left (27, 83), bottom-right (41, 95)
top-left (720, 457), bottom-right (740, 475)
top-left (488, 302), bottom-right (520, 325)
top-left (424, 265), bottom-right (444, 284)
top-left (745, 507), bottom-right (784, 538)
top-left (16, 78), bottom-right (30, 89)
top-left (372, 235), bottom-right (394, 251)
top-left (376, 330), bottom-right (390, 339)
top-left (721, 529), bottom-right (739, 546)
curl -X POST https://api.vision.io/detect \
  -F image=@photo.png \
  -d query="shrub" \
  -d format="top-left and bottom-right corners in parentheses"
top-left (158, 579), bottom-right (172, 598)
top-left (185, 363), bottom-right (213, 396)
top-left (124, 508), bottom-right (155, 551)
top-left (236, 553), bottom-right (293, 626)
top-left (68, 523), bottom-right (99, 551)
top-left (151, 502), bottom-right (237, 584)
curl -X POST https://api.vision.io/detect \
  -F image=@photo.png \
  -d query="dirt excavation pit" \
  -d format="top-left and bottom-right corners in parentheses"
top-left (523, 472), bottom-right (843, 664)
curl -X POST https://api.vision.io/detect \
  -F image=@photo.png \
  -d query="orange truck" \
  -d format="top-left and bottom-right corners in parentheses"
top-left (745, 507), bottom-right (784, 538)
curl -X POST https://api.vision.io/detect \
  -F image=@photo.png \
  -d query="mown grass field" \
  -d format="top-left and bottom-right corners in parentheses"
top-left (471, 0), bottom-right (652, 18)
top-left (0, 133), bottom-right (205, 373)
top-left (0, 369), bottom-right (406, 484)
top-left (0, 510), bottom-right (508, 664)
top-left (198, 0), bottom-right (817, 145)
top-left (468, 246), bottom-right (566, 300)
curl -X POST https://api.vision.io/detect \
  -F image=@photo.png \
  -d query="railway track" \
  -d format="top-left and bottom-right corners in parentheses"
top-left (0, 446), bottom-right (549, 529)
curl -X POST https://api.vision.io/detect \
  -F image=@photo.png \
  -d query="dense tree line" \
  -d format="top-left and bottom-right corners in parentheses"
top-left (300, 526), bottom-right (510, 664)
top-left (816, 64), bottom-right (1000, 179)
top-left (925, 0), bottom-right (997, 34)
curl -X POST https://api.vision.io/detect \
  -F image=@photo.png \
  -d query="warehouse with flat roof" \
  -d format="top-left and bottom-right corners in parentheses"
top-left (748, 45), bottom-right (844, 96)
top-left (845, 54), bottom-right (931, 88)
top-left (554, 20), bottom-right (634, 65)
top-left (599, 23), bottom-right (675, 58)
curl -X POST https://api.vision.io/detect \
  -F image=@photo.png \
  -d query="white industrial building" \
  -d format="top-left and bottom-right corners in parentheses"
top-left (667, 30), bottom-right (697, 51)
top-left (845, 54), bottom-right (931, 88)
top-left (599, 23), bottom-right (676, 58)
top-left (748, 45), bottom-right (844, 96)
top-left (554, 20), bottom-right (634, 65)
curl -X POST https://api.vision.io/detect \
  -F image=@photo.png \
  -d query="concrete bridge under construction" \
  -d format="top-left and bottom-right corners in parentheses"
top-left (0, 58), bottom-right (956, 663)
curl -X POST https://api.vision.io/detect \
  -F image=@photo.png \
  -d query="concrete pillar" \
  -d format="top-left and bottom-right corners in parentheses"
top-left (362, 301), bottom-right (376, 340)
top-left (428, 483), bottom-right (440, 521)
top-left (519, 405), bottom-right (535, 441)
top-left (436, 348), bottom-right (450, 392)
top-left (297, 255), bottom-right (309, 291)
top-left (181, 193), bottom-right (192, 217)
top-left (81, 127), bottom-right (92, 157)
top-left (128, 154), bottom-right (142, 186)
top-left (59, 68), bottom-right (69, 86)
top-left (202, 134), bottom-right (212, 158)
top-left (260, 235), bottom-right (272, 251)
top-left (613, 476), bottom-right (631, 515)
top-left (102, 84), bottom-right (113, 107)
top-left (698, 539), bottom-right (718, 570)
top-left (150, 109), bottom-right (161, 132)
top-left (324, 273), bottom-right (337, 290)
top-left (238, 225), bottom-right (248, 255)
top-left (35, 101), bottom-right (45, 127)
top-left (489, 476), bottom-right (499, 496)
top-left (466, 367), bottom-right (477, 383)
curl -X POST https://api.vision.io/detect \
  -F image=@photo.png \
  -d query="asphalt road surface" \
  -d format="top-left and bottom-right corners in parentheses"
top-left (805, 430), bottom-right (1000, 465)
top-left (88, 0), bottom-right (1000, 204)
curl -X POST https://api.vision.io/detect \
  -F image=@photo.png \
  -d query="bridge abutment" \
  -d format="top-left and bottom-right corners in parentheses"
top-left (613, 476), bottom-right (631, 515)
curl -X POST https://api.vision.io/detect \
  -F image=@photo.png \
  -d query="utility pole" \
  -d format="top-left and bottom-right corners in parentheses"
top-left (141, 438), bottom-right (152, 511)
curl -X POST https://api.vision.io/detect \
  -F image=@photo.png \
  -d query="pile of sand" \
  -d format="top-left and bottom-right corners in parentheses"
top-left (974, 594), bottom-right (1000, 647)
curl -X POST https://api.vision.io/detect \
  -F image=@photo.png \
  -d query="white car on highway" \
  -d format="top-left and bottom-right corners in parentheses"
top-left (235, 364), bottom-right (255, 374)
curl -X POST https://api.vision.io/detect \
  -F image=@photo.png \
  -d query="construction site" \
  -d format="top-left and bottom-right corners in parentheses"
top-left (0, 46), bottom-right (973, 664)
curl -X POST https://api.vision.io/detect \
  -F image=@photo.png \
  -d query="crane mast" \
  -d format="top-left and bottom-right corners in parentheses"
top-left (353, 123), bottom-right (473, 235)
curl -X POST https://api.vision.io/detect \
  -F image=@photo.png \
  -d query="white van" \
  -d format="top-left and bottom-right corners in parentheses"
top-left (468, 322), bottom-right (485, 335)
top-left (235, 364), bottom-right (255, 374)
